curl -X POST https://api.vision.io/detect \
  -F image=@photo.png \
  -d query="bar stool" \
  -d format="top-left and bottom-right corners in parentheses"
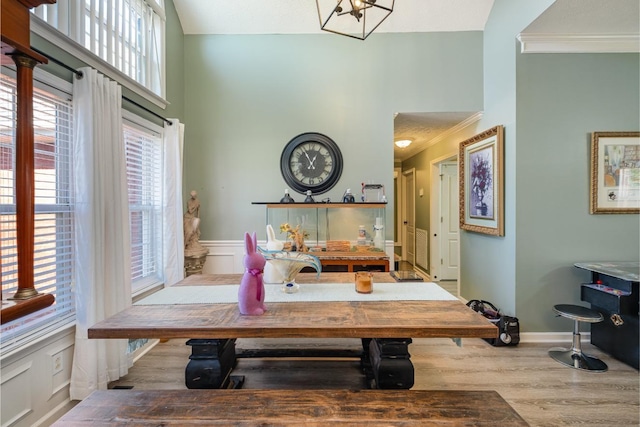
top-left (548, 304), bottom-right (607, 372)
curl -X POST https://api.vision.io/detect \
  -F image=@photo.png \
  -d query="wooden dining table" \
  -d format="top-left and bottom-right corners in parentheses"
top-left (89, 272), bottom-right (497, 389)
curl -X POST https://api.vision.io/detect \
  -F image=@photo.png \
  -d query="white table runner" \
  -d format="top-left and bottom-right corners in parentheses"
top-left (135, 282), bottom-right (456, 305)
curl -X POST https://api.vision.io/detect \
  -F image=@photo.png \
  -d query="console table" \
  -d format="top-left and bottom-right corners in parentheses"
top-left (314, 251), bottom-right (389, 272)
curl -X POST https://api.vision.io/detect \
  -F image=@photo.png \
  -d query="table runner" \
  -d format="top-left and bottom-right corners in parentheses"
top-left (135, 282), bottom-right (456, 305)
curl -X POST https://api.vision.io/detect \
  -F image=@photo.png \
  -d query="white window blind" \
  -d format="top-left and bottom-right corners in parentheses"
top-left (124, 118), bottom-right (163, 293)
top-left (0, 73), bottom-right (75, 352)
top-left (32, 0), bottom-right (165, 98)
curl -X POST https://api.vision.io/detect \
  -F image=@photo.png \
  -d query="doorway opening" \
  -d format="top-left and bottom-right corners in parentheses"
top-left (393, 111), bottom-right (479, 281)
top-left (430, 157), bottom-right (459, 285)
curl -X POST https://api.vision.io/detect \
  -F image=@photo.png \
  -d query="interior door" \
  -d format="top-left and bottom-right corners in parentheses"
top-left (402, 169), bottom-right (415, 267)
top-left (439, 162), bottom-right (459, 280)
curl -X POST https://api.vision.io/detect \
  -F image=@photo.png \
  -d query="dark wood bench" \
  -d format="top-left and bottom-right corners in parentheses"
top-left (53, 389), bottom-right (529, 426)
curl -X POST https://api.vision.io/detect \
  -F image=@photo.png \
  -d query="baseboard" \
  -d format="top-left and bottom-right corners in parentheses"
top-left (32, 398), bottom-right (77, 427)
top-left (131, 338), bottom-right (160, 363)
top-left (519, 332), bottom-right (590, 344)
top-left (412, 267), bottom-right (430, 281)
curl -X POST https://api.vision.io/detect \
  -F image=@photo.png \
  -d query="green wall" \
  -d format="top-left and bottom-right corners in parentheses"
top-left (515, 52), bottom-right (640, 331)
top-left (182, 32), bottom-right (484, 241)
top-left (458, 0), bottom-right (556, 320)
top-left (163, 0), bottom-right (185, 121)
top-left (401, 0), bottom-right (639, 333)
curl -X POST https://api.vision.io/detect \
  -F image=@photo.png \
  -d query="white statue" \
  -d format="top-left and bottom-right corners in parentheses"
top-left (183, 190), bottom-right (207, 257)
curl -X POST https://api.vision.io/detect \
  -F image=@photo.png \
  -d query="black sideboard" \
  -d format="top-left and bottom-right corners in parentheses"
top-left (576, 262), bottom-right (639, 370)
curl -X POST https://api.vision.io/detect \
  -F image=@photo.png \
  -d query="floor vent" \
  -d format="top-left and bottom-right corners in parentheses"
top-left (416, 228), bottom-right (428, 270)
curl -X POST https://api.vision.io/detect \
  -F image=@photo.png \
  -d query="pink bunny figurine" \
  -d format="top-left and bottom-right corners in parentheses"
top-left (238, 231), bottom-right (267, 315)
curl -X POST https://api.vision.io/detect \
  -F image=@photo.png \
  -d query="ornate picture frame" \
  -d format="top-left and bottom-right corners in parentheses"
top-left (590, 131), bottom-right (640, 214)
top-left (459, 125), bottom-right (504, 236)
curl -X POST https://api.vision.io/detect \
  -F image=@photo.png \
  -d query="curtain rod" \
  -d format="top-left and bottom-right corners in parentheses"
top-left (31, 47), bottom-right (173, 126)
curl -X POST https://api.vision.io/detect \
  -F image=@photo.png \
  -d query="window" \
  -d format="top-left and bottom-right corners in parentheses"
top-left (123, 114), bottom-right (163, 294)
top-left (32, 0), bottom-right (166, 99)
top-left (0, 71), bottom-right (75, 352)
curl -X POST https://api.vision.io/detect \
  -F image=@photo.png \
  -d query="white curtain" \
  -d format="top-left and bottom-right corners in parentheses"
top-left (163, 119), bottom-right (185, 287)
top-left (70, 68), bottom-right (132, 400)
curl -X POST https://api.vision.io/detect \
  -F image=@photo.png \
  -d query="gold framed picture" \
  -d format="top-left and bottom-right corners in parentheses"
top-left (459, 125), bottom-right (504, 236)
top-left (590, 131), bottom-right (640, 214)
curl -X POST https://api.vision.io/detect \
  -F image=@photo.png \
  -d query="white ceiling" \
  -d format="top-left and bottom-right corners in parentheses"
top-left (172, 0), bottom-right (639, 161)
top-left (173, 0), bottom-right (496, 35)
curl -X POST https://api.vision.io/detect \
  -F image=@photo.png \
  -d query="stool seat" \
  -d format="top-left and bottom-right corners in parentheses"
top-left (549, 304), bottom-right (607, 372)
top-left (553, 304), bottom-right (603, 323)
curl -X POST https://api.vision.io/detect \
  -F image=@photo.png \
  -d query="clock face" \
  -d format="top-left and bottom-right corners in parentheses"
top-left (280, 133), bottom-right (343, 195)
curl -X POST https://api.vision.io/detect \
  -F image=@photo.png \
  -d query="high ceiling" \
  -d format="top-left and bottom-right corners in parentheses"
top-left (172, 0), bottom-right (639, 161)
top-left (173, 0), bottom-right (495, 35)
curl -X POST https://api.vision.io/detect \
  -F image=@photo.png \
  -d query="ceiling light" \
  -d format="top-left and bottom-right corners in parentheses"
top-left (316, 0), bottom-right (395, 40)
top-left (395, 139), bottom-right (412, 148)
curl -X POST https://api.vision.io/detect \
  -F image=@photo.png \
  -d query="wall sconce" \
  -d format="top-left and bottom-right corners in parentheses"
top-left (316, 0), bottom-right (395, 40)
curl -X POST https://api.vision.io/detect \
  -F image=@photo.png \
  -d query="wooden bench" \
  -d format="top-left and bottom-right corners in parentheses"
top-left (53, 389), bottom-right (529, 426)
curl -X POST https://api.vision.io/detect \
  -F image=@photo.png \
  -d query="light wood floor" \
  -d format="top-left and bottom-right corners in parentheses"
top-left (104, 266), bottom-right (637, 426)
top-left (110, 337), bottom-right (639, 427)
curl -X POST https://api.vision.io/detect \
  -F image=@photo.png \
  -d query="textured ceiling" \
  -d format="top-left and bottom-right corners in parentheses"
top-left (393, 112), bottom-right (481, 160)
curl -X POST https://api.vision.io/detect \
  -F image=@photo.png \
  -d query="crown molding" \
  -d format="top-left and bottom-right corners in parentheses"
top-left (424, 112), bottom-right (484, 149)
top-left (396, 112), bottom-right (483, 161)
top-left (517, 33), bottom-right (640, 53)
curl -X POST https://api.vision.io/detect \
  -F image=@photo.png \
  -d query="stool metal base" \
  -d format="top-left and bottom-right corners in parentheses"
top-left (549, 304), bottom-right (607, 372)
top-left (548, 347), bottom-right (608, 372)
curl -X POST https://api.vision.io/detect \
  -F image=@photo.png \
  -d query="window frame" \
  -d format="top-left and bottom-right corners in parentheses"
top-left (30, 0), bottom-right (168, 109)
top-left (0, 67), bottom-right (76, 356)
top-left (123, 110), bottom-right (165, 296)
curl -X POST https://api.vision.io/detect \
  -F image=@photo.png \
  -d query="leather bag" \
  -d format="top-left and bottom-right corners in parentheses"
top-left (466, 299), bottom-right (520, 346)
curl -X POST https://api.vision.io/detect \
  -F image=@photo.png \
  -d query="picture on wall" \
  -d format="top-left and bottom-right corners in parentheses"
top-left (459, 125), bottom-right (504, 236)
top-left (590, 131), bottom-right (640, 214)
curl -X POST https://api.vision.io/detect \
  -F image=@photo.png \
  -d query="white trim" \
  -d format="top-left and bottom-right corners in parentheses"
top-left (131, 339), bottom-right (160, 363)
top-left (424, 112), bottom-right (483, 148)
top-left (518, 33), bottom-right (640, 53)
top-left (397, 112), bottom-right (483, 161)
top-left (31, 399), bottom-right (76, 427)
top-left (30, 15), bottom-right (169, 109)
top-left (123, 110), bottom-right (164, 136)
top-left (393, 167), bottom-right (402, 248)
top-left (518, 332), bottom-right (591, 344)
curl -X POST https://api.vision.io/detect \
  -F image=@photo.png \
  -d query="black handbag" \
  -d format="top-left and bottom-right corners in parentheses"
top-left (466, 299), bottom-right (520, 346)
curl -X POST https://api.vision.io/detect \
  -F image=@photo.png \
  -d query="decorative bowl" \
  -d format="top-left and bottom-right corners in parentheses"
top-left (258, 248), bottom-right (321, 293)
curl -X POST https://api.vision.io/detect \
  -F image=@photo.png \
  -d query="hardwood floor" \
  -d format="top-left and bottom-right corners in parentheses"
top-left (110, 337), bottom-right (639, 427)
top-left (100, 266), bottom-right (637, 426)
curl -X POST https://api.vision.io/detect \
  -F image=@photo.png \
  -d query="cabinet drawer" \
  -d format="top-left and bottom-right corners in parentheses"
top-left (581, 284), bottom-right (636, 314)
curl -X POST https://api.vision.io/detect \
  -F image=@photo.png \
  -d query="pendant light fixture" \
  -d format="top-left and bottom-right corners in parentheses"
top-left (316, 0), bottom-right (395, 40)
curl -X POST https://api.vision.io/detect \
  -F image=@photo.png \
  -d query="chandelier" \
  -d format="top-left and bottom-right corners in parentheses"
top-left (316, 0), bottom-right (395, 40)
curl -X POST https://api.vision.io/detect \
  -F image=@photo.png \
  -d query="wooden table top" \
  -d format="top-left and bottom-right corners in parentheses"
top-left (52, 389), bottom-right (529, 426)
top-left (88, 273), bottom-right (497, 340)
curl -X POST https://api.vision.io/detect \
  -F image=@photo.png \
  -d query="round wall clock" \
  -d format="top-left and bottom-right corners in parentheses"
top-left (280, 132), bottom-right (343, 195)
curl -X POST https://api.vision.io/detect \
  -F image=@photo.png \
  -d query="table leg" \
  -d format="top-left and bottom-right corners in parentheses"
top-left (367, 338), bottom-right (414, 389)
top-left (185, 339), bottom-right (239, 389)
top-left (360, 338), bottom-right (375, 388)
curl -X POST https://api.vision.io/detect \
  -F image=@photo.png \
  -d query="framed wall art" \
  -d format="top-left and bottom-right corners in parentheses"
top-left (590, 131), bottom-right (640, 214)
top-left (459, 125), bottom-right (504, 236)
